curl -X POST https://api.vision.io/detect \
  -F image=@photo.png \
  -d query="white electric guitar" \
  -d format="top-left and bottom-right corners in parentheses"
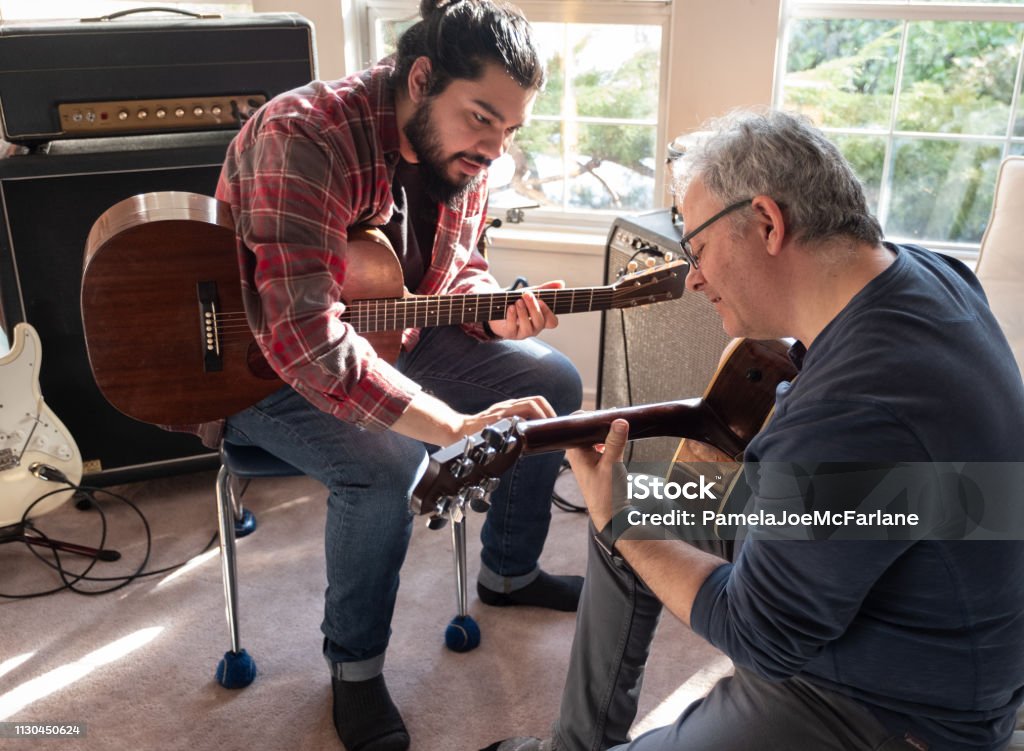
top-left (0, 323), bottom-right (83, 527)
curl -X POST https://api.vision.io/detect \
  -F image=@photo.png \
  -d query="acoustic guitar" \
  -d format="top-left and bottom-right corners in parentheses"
top-left (411, 338), bottom-right (797, 524)
top-left (80, 191), bottom-right (689, 426)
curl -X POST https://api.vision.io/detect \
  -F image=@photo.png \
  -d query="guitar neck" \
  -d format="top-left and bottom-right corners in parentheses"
top-left (342, 286), bottom-right (616, 331)
top-left (516, 399), bottom-right (746, 458)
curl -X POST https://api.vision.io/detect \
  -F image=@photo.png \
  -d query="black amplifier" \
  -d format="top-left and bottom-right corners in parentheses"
top-left (0, 9), bottom-right (316, 145)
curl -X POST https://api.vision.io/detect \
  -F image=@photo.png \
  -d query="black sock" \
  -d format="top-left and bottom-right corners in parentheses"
top-left (331, 673), bottom-right (409, 751)
top-left (477, 570), bottom-right (584, 612)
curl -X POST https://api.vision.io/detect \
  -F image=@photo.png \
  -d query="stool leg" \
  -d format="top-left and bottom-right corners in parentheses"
top-left (214, 465), bottom-right (256, 687)
top-left (444, 511), bottom-right (480, 652)
top-left (215, 465), bottom-right (243, 654)
top-left (450, 512), bottom-right (469, 618)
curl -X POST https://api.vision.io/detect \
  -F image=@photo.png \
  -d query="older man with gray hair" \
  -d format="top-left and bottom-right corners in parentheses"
top-left (485, 109), bottom-right (1024, 751)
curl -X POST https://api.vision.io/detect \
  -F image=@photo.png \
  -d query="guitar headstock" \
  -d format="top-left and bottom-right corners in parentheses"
top-left (411, 417), bottom-right (527, 526)
top-left (610, 258), bottom-right (688, 309)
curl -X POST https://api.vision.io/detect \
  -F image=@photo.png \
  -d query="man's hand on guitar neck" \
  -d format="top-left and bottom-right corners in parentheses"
top-left (487, 280), bottom-right (563, 340)
top-left (392, 389), bottom-right (556, 448)
top-left (567, 419), bottom-right (725, 628)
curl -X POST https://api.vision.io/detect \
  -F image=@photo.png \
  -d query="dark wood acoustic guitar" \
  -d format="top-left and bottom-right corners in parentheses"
top-left (411, 337), bottom-right (797, 523)
top-left (81, 191), bottom-right (689, 425)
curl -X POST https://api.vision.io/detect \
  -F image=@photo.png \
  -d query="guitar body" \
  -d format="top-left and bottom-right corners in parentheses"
top-left (667, 338), bottom-right (797, 542)
top-left (81, 192), bottom-right (403, 425)
top-left (81, 191), bottom-right (686, 425)
top-left (0, 324), bottom-right (83, 527)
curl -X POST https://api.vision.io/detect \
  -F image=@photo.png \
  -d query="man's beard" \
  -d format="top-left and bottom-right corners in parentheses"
top-left (404, 98), bottom-right (491, 208)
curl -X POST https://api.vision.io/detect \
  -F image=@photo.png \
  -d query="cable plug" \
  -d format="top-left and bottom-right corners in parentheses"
top-left (29, 462), bottom-right (70, 485)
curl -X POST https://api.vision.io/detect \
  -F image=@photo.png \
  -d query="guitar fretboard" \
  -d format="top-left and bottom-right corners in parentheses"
top-left (340, 287), bottom-right (615, 332)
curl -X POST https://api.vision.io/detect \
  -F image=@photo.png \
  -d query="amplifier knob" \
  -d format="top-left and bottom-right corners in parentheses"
top-left (118, 110), bottom-right (129, 121)
top-left (156, 108), bottom-right (167, 119)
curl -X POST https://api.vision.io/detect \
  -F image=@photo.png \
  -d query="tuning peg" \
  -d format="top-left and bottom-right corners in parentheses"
top-left (451, 455), bottom-right (475, 480)
top-left (626, 260), bottom-right (639, 273)
top-left (664, 251), bottom-right (675, 262)
top-left (473, 445), bottom-right (497, 466)
top-left (466, 486), bottom-right (491, 513)
top-left (645, 257), bottom-right (657, 268)
top-left (481, 477), bottom-right (501, 493)
top-left (427, 513), bottom-right (448, 530)
top-left (480, 425), bottom-right (518, 456)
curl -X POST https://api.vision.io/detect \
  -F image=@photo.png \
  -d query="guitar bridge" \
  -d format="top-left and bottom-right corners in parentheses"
top-left (197, 281), bottom-right (223, 372)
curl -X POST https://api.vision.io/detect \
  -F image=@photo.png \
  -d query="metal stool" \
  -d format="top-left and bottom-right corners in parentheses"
top-left (213, 441), bottom-right (479, 689)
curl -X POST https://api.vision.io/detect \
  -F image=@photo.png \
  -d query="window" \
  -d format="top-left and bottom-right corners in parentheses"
top-left (352, 1), bottom-right (672, 226)
top-left (775, 1), bottom-right (1024, 259)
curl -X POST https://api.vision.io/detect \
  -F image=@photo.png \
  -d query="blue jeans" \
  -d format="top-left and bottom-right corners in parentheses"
top-left (224, 326), bottom-right (582, 677)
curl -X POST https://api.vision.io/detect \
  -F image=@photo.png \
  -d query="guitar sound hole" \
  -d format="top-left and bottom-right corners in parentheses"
top-left (247, 342), bottom-right (278, 380)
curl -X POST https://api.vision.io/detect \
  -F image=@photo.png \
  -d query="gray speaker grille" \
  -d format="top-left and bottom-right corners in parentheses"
top-left (600, 216), bottom-right (732, 473)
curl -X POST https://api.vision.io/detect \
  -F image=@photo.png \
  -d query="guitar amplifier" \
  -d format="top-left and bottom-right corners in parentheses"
top-left (0, 10), bottom-right (316, 145)
top-left (0, 131), bottom-right (234, 483)
top-left (598, 209), bottom-right (732, 474)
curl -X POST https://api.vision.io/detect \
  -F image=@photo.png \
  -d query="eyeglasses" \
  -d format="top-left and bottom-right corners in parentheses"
top-left (678, 198), bottom-right (752, 270)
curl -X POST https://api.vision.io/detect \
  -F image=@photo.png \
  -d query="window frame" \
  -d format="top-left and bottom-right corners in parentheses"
top-left (773, 0), bottom-right (1024, 260)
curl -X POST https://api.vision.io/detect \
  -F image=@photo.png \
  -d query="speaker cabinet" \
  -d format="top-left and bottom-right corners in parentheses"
top-left (0, 132), bottom-right (236, 482)
top-left (598, 210), bottom-right (733, 475)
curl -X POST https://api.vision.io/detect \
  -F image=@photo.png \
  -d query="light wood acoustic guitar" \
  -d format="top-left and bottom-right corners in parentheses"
top-left (81, 191), bottom-right (689, 426)
top-left (411, 338), bottom-right (797, 525)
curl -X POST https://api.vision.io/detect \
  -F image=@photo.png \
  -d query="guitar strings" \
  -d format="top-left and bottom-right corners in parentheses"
top-left (207, 289), bottom-right (624, 339)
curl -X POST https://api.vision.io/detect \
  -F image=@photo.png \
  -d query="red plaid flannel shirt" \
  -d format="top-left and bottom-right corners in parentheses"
top-left (184, 59), bottom-right (499, 447)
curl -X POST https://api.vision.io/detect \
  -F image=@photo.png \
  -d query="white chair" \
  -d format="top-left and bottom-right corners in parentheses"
top-left (976, 155), bottom-right (1024, 376)
top-left (976, 156), bottom-right (1024, 748)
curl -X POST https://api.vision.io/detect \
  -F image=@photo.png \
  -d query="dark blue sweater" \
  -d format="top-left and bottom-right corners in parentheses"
top-left (690, 244), bottom-right (1024, 750)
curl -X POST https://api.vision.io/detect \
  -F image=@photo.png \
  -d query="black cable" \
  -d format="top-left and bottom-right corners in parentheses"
top-left (619, 307), bottom-right (636, 466)
top-left (0, 480), bottom-right (219, 600)
top-left (551, 459), bottom-right (587, 514)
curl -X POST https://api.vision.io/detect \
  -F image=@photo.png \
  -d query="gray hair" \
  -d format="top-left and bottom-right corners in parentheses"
top-left (670, 109), bottom-right (882, 247)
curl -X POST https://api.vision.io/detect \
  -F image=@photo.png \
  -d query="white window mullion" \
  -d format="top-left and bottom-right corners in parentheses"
top-left (876, 19), bottom-right (910, 231)
top-left (1004, 28), bottom-right (1024, 159)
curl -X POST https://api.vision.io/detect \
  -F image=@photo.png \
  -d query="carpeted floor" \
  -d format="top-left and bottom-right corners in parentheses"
top-left (0, 466), bottom-right (728, 751)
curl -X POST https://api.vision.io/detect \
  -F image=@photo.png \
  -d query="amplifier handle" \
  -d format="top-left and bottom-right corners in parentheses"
top-left (81, 6), bottom-right (222, 22)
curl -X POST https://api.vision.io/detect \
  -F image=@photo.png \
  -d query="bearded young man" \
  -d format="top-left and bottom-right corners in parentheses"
top-left (194, 1), bottom-right (583, 749)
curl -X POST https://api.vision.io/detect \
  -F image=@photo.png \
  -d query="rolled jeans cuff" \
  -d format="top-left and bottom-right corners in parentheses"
top-left (324, 651), bottom-right (386, 682)
top-left (477, 561), bottom-right (540, 593)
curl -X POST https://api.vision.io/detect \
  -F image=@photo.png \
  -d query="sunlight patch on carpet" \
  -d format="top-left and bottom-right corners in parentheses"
top-left (157, 546), bottom-right (221, 588)
top-left (0, 626), bottom-right (163, 719)
top-left (0, 653), bottom-right (34, 681)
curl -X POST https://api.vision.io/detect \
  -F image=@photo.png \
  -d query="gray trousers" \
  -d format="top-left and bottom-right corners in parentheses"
top-left (551, 525), bottom-right (917, 751)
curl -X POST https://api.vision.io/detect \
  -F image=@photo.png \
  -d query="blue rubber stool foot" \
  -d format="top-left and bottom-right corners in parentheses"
top-left (234, 509), bottom-right (257, 538)
top-left (444, 615), bottom-right (481, 652)
top-left (216, 649), bottom-right (257, 688)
